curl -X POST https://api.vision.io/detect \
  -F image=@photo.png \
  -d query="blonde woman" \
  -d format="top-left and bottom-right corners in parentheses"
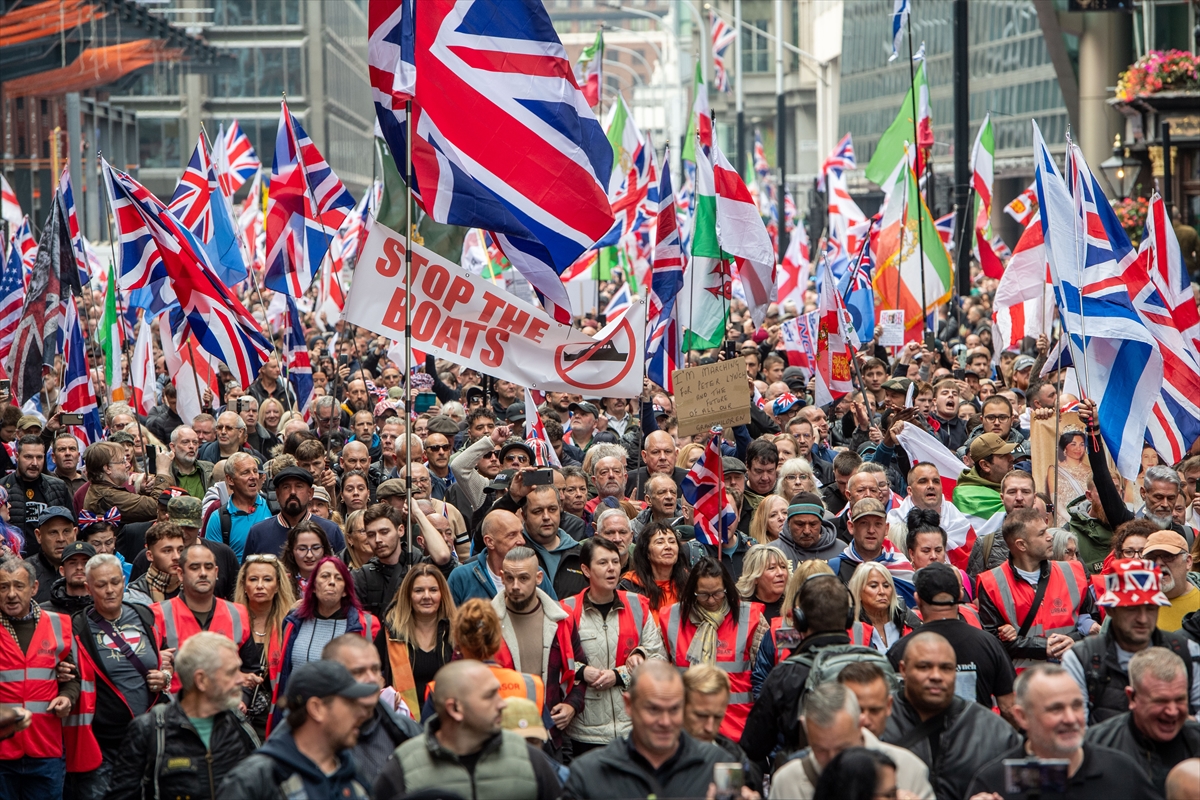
top-left (776, 457), bottom-right (816, 499)
top-left (676, 442), bottom-right (705, 470)
top-left (749, 495), bottom-right (788, 546)
top-left (771, 433), bottom-right (798, 463)
top-left (735, 545), bottom-right (790, 620)
top-left (752, 560), bottom-right (837, 697)
top-left (234, 554), bottom-right (296, 737)
top-left (382, 563), bottom-right (456, 720)
top-left (340, 509), bottom-right (373, 570)
top-left (848, 561), bottom-right (909, 654)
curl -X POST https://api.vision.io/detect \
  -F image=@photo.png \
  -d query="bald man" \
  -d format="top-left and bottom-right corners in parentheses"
top-left (373, 660), bottom-right (561, 800)
top-left (449, 510), bottom-right (558, 604)
top-left (625, 430), bottom-right (688, 498)
top-left (1167, 759), bottom-right (1200, 800)
top-left (884, 632), bottom-right (1021, 800)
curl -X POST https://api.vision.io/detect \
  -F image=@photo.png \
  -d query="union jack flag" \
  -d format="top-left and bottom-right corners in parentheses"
top-left (647, 307), bottom-right (680, 392)
top-left (368, 0), bottom-right (614, 324)
top-left (103, 159), bottom-right (272, 390)
top-left (648, 145), bottom-right (684, 330)
top-left (524, 386), bottom-right (561, 467)
top-left (283, 293), bottom-right (314, 422)
top-left (819, 133), bottom-right (855, 191)
top-left (58, 165), bottom-right (89, 283)
top-left (681, 427), bottom-right (738, 549)
top-left (60, 296), bottom-right (103, 446)
top-left (783, 191), bottom-right (797, 234)
top-left (934, 210), bottom-right (956, 252)
top-left (217, 121), bottom-right (261, 194)
top-left (340, 187), bottom-right (373, 267)
top-left (265, 100), bottom-right (356, 298)
top-left (0, 231), bottom-right (25, 366)
top-left (753, 131), bottom-right (778, 248)
top-left (13, 216), bottom-right (36, 276)
top-left (170, 136), bottom-right (218, 240)
top-left (595, 136), bottom-right (654, 249)
top-left (710, 10), bottom-right (737, 93)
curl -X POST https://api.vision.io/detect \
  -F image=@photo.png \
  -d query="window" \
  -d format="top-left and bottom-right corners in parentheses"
top-left (215, 0), bottom-right (300, 26)
top-left (139, 119), bottom-right (181, 169)
top-left (215, 48), bottom-right (305, 98)
top-left (742, 19), bottom-right (769, 73)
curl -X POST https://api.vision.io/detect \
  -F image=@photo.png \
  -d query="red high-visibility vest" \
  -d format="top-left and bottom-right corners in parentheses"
top-left (661, 601), bottom-right (764, 740)
top-left (152, 597), bottom-right (250, 692)
top-left (561, 590), bottom-right (651, 668)
top-left (976, 560), bottom-right (1087, 670)
top-left (495, 614), bottom-right (576, 699)
top-left (910, 604), bottom-right (984, 630)
top-left (0, 610), bottom-right (99, 770)
top-left (767, 616), bottom-right (874, 664)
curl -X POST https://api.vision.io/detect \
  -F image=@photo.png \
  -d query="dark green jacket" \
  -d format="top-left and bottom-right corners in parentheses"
top-left (1067, 496), bottom-right (1113, 575)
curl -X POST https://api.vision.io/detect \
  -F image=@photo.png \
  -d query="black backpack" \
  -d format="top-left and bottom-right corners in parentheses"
top-left (1081, 632), bottom-right (1198, 718)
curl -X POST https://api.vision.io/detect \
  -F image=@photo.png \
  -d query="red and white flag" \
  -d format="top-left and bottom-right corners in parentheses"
top-left (129, 314), bottom-right (155, 416)
top-left (814, 259), bottom-right (853, 406)
top-left (1004, 181), bottom-right (1038, 226)
top-left (778, 222), bottom-right (810, 311)
top-left (991, 215), bottom-right (1049, 354)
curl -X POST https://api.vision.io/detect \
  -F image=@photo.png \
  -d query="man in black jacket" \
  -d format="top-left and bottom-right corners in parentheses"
top-left (107, 631), bottom-right (259, 800)
top-left (1, 435), bottom-right (72, 552)
top-left (741, 574), bottom-right (860, 762)
top-left (883, 632), bottom-right (1022, 800)
top-left (351, 502), bottom-right (453, 617)
top-left (1085, 647), bottom-right (1200, 795)
top-left (24, 506), bottom-right (77, 605)
top-left (40, 541), bottom-right (94, 615)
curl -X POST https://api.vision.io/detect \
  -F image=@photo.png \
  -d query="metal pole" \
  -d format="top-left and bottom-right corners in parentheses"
top-left (952, 0), bottom-right (970, 296)
top-left (905, 14), bottom-right (929, 335)
top-left (1162, 122), bottom-right (1174, 208)
top-left (734, 0), bottom-right (745, 177)
top-left (774, 0), bottom-right (788, 265)
top-left (404, 97), bottom-right (414, 556)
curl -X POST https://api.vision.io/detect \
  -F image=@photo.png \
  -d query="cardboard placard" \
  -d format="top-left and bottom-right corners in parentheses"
top-left (880, 310), bottom-right (906, 347)
top-left (672, 359), bottom-right (751, 436)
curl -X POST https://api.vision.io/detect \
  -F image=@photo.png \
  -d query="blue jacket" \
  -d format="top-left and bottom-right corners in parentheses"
top-left (447, 550), bottom-right (556, 605)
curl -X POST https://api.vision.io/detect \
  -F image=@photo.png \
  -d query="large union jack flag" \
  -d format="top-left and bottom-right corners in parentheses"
top-left (369, 0), bottom-right (614, 323)
top-left (215, 121), bottom-right (261, 194)
top-left (12, 215), bottom-right (36, 278)
top-left (681, 428), bottom-right (737, 549)
top-left (265, 100), bottom-right (356, 298)
top-left (648, 145), bottom-right (684, 333)
top-left (170, 134), bottom-right (249, 287)
top-left (103, 159), bottom-right (272, 390)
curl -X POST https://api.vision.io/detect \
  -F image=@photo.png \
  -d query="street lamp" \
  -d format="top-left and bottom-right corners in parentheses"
top-left (1100, 134), bottom-right (1142, 200)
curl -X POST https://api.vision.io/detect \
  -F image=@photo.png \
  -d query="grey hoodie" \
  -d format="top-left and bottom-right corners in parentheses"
top-left (775, 516), bottom-right (843, 564)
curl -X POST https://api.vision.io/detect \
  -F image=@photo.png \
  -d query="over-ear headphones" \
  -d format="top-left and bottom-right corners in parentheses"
top-left (792, 573), bottom-right (855, 632)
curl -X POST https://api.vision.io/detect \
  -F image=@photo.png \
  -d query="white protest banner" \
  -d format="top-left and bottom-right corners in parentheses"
top-left (880, 310), bottom-right (906, 347)
top-left (346, 221), bottom-right (645, 397)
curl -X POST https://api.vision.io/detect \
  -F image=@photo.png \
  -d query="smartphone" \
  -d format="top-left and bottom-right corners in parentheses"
top-left (60, 413), bottom-right (84, 426)
top-left (774, 626), bottom-right (802, 651)
top-left (924, 332), bottom-right (938, 351)
top-left (712, 763), bottom-right (744, 800)
top-left (1003, 758), bottom-right (1069, 795)
top-left (1194, 478), bottom-right (1200, 494)
top-left (0, 379), bottom-right (9, 393)
top-left (953, 368), bottom-right (966, 381)
top-left (338, 354), bottom-right (349, 367)
top-left (414, 392), bottom-right (437, 413)
top-left (525, 469), bottom-right (554, 486)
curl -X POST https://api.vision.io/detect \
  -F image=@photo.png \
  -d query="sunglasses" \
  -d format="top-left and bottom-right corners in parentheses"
top-left (425, 444), bottom-right (450, 452)
top-left (244, 554), bottom-right (279, 563)
top-left (482, 451), bottom-right (500, 459)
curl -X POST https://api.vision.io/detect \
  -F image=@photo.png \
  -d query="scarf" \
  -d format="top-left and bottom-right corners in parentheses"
top-left (685, 600), bottom-right (730, 666)
top-left (842, 539), bottom-right (916, 588)
top-left (145, 565), bottom-right (177, 602)
top-left (1, 600), bottom-right (40, 644)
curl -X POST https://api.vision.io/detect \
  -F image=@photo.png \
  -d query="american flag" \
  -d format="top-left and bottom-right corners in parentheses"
top-left (819, 133), bottom-right (855, 191)
top-left (710, 10), bottom-right (737, 93)
top-left (283, 293), bottom-right (314, 422)
top-left (0, 231), bottom-right (25, 366)
top-left (681, 428), bottom-right (738, 549)
top-left (103, 159), bottom-right (272, 390)
top-left (217, 121), bottom-right (261, 194)
top-left (368, 0), bottom-right (614, 324)
top-left (60, 295), bottom-right (103, 446)
top-left (265, 100), bottom-right (356, 298)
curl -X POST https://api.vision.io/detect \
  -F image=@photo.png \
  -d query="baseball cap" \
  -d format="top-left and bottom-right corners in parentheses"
top-left (1095, 559), bottom-right (1171, 608)
top-left (273, 466), bottom-right (315, 488)
top-left (488, 468), bottom-right (516, 491)
top-left (568, 401), bottom-right (600, 417)
top-left (38, 506), bottom-right (75, 527)
top-left (770, 393), bottom-right (801, 417)
top-left (1013, 355), bottom-right (1036, 372)
top-left (850, 498), bottom-right (887, 521)
top-left (167, 496), bottom-right (202, 528)
top-left (60, 541), bottom-right (96, 563)
top-left (505, 404), bottom-right (527, 424)
top-left (373, 399), bottom-right (400, 418)
top-left (915, 562), bottom-right (962, 605)
top-left (787, 492), bottom-right (825, 520)
top-left (652, 404), bottom-right (668, 418)
top-left (501, 696), bottom-right (549, 742)
top-left (17, 415), bottom-right (42, 431)
top-left (312, 486), bottom-right (332, 505)
top-left (376, 479), bottom-right (408, 500)
top-left (722, 457), bottom-right (746, 475)
top-left (1141, 530), bottom-right (1189, 560)
top-left (284, 661), bottom-right (377, 710)
top-left (499, 440), bottom-right (535, 462)
top-left (881, 377), bottom-right (913, 394)
top-left (158, 486), bottom-right (189, 505)
top-left (969, 432), bottom-right (1017, 461)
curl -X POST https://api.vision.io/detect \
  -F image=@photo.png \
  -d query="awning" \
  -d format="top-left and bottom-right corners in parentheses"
top-left (3, 40), bottom-right (184, 98)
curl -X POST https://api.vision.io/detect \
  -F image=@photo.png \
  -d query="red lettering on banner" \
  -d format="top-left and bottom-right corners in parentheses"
top-left (432, 317), bottom-right (462, 352)
top-left (382, 288), bottom-right (408, 333)
top-left (460, 321), bottom-right (487, 359)
top-left (481, 329), bottom-right (508, 368)
top-left (422, 264), bottom-right (450, 301)
top-left (444, 276), bottom-right (473, 313)
top-left (525, 318), bottom-right (549, 344)
top-left (479, 292), bottom-right (505, 324)
top-left (412, 301), bottom-right (441, 341)
top-left (496, 304), bottom-right (530, 337)
top-left (378, 239), bottom-right (404, 277)
top-left (409, 249), bottom-right (430, 283)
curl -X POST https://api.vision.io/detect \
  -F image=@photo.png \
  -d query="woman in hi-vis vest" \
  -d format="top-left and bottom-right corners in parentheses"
top-left (380, 563), bottom-right (455, 720)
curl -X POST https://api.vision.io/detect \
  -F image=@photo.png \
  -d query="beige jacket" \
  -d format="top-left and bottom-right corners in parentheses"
top-left (768, 728), bottom-right (935, 800)
top-left (491, 587), bottom-right (569, 679)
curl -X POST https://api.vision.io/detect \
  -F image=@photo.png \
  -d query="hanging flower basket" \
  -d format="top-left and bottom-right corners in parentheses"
top-left (1112, 196), bottom-right (1149, 247)
top-left (1116, 50), bottom-right (1200, 101)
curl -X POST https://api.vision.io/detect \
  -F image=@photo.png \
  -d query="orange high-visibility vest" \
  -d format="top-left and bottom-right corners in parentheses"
top-left (662, 601), bottom-right (763, 740)
top-left (427, 663), bottom-right (545, 713)
top-left (152, 597), bottom-right (250, 692)
top-left (976, 560), bottom-right (1087, 670)
top-left (561, 590), bottom-right (651, 668)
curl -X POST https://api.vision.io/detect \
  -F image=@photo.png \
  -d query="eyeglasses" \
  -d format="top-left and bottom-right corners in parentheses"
top-left (293, 545), bottom-right (325, 556)
top-left (1119, 547), bottom-right (1144, 558)
top-left (245, 554), bottom-right (279, 563)
top-left (425, 444), bottom-right (450, 452)
top-left (505, 455), bottom-right (529, 464)
top-left (1150, 552), bottom-right (1183, 564)
top-left (694, 589), bottom-right (727, 601)
top-left (983, 414), bottom-right (1010, 423)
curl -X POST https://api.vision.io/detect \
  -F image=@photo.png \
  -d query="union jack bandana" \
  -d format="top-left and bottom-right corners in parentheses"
top-left (79, 507), bottom-right (121, 528)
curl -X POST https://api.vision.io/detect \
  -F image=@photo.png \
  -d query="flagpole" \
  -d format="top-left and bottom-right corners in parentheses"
top-left (953, 184), bottom-right (975, 307)
top-left (905, 15), bottom-right (929, 336)
top-left (404, 96), bottom-right (415, 556)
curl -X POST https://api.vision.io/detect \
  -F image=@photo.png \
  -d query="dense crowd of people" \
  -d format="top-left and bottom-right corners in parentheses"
top-left (1, 298), bottom-right (1200, 800)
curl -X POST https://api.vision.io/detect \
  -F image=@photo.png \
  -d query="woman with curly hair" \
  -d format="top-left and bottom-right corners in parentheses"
top-left (620, 521), bottom-right (690, 621)
top-left (379, 563), bottom-right (455, 719)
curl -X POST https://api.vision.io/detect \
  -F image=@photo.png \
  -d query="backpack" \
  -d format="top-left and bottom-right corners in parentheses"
top-left (1081, 632), bottom-right (1198, 717)
top-left (786, 643), bottom-right (901, 699)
